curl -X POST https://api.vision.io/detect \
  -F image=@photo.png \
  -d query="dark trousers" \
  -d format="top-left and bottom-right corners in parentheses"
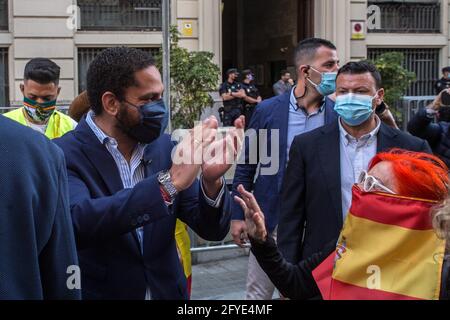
top-left (223, 107), bottom-right (242, 127)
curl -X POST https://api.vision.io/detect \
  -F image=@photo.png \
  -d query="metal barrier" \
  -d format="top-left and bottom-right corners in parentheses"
top-left (399, 95), bottom-right (436, 131)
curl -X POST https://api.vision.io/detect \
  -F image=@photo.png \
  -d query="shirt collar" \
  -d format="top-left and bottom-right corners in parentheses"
top-left (338, 115), bottom-right (381, 146)
top-left (289, 86), bottom-right (325, 114)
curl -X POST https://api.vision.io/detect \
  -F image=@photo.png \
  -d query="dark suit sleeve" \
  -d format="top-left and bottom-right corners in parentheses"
top-left (68, 169), bottom-right (171, 250)
top-left (231, 106), bottom-right (263, 220)
top-left (250, 236), bottom-right (334, 299)
top-left (277, 136), bottom-right (307, 264)
top-left (176, 179), bottom-right (231, 241)
top-left (39, 152), bottom-right (81, 300)
top-left (407, 108), bottom-right (442, 148)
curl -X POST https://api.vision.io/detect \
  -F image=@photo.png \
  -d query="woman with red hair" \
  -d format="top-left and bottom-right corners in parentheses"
top-left (235, 149), bottom-right (450, 300)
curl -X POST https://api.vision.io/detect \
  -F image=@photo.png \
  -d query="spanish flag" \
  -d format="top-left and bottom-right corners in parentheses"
top-left (312, 186), bottom-right (446, 300)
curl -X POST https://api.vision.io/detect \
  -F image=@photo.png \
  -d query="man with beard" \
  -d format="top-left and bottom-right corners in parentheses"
top-left (54, 47), bottom-right (244, 300)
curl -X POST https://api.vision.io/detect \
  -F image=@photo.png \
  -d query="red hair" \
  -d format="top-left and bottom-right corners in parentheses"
top-left (369, 149), bottom-right (449, 201)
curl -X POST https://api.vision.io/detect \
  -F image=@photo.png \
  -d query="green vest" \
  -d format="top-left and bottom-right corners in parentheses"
top-left (4, 107), bottom-right (74, 139)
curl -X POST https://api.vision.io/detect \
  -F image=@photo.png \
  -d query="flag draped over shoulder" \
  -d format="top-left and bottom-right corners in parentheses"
top-left (312, 186), bottom-right (446, 300)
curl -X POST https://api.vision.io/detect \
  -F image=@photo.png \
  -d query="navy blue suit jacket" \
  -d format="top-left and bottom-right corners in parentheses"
top-left (0, 115), bottom-right (80, 300)
top-left (278, 120), bottom-right (432, 264)
top-left (231, 92), bottom-right (337, 232)
top-left (54, 118), bottom-right (231, 300)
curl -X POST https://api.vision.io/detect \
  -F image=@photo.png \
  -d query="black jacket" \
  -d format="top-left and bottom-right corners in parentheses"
top-left (407, 108), bottom-right (450, 168)
top-left (278, 120), bottom-right (432, 264)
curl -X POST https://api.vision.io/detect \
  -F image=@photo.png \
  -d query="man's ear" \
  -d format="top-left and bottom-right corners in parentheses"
top-left (101, 92), bottom-right (120, 116)
top-left (20, 83), bottom-right (25, 95)
top-left (57, 86), bottom-right (61, 96)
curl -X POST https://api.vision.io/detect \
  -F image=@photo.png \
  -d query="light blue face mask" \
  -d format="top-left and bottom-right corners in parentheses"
top-left (307, 66), bottom-right (337, 96)
top-left (334, 93), bottom-right (377, 127)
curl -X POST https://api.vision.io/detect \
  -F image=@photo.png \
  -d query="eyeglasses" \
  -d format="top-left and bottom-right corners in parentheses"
top-left (357, 170), bottom-right (396, 194)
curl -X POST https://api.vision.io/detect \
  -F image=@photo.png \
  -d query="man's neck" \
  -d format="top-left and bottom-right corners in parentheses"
top-left (243, 80), bottom-right (250, 84)
top-left (93, 115), bottom-right (137, 162)
top-left (294, 82), bottom-right (324, 113)
top-left (341, 115), bottom-right (378, 140)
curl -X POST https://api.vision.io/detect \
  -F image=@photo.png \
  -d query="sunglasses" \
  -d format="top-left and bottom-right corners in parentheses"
top-left (358, 170), bottom-right (396, 194)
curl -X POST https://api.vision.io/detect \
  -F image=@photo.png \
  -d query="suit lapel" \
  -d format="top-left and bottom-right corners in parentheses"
top-left (279, 92), bottom-right (291, 166)
top-left (317, 121), bottom-right (343, 226)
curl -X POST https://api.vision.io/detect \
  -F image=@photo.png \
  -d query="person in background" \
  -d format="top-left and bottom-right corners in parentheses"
top-left (273, 70), bottom-right (293, 96)
top-left (240, 69), bottom-right (262, 129)
top-left (236, 149), bottom-right (450, 300)
top-left (219, 68), bottom-right (246, 126)
top-left (4, 58), bottom-right (76, 139)
top-left (278, 61), bottom-right (431, 269)
top-left (435, 67), bottom-right (450, 95)
top-left (0, 115), bottom-right (80, 299)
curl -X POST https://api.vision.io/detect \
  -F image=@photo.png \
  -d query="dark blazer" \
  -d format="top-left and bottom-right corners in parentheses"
top-left (0, 115), bottom-right (80, 300)
top-left (277, 120), bottom-right (432, 264)
top-left (231, 92), bottom-right (337, 232)
top-left (53, 118), bottom-right (231, 300)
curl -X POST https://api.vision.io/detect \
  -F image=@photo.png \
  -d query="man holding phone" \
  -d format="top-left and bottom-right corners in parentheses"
top-left (408, 88), bottom-right (450, 168)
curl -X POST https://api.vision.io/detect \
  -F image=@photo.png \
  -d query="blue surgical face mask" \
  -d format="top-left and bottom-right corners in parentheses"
top-left (307, 66), bottom-right (337, 96)
top-left (120, 99), bottom-right (168, 144)
top-left (334, 93), bottom-right (377, 127)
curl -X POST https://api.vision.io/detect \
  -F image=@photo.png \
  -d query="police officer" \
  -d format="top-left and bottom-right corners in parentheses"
top-left (240, 69), bottom-right (262, 129)
top-left (219, 68), bottom-right (245, 126)
top-left (435, 67), bottom-right (450, 95)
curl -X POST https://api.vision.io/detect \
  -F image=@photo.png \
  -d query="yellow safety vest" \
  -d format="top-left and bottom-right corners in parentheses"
top-left (3, 107), bottom-right (74, 139)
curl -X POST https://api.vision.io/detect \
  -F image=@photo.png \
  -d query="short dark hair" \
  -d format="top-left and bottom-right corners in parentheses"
top-left (294, 38), bottom-right (336, 67)
top-left (24, 58), bottom-right (60, 85)
top-left (87, 47), bottom-right (155, 115)
top-left (443, 67), bottom-right (450, 74)
top-left (337, 61), bottom-right (382, 89)
top-left (280, 69), bottom-right (290, 77)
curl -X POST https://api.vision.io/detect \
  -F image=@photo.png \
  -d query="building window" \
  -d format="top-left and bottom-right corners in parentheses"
top-left (367, 48), bottom-right (440, 96)
top-left (0, 48), bottom-right (9, 110)
top-left (368, 0), bottom-right (440, 33)
top-left (77, 47), bottom-right (160, 93)
top-left (0, 0), bottom-right (8, 31)
top-left (78, 0), bottom-right (162, 31)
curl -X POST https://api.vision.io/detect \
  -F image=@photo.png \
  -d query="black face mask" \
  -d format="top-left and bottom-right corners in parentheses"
top-left (117, 99), bottom-right (168, 144)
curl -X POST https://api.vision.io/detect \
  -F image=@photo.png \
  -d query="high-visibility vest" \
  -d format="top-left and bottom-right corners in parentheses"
top-left (3, 107), bottom-right (74, 139)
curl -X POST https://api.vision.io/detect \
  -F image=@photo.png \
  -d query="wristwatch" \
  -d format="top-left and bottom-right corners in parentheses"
top-left (157, 170), bottom-right (178, 203)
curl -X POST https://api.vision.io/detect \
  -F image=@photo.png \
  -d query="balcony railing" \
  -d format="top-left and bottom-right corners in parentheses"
top-left (78, 0), bottom-right (162, 31)
top-left (0, 0), bottom-right (8, 31)
top-left (368, 1), bottom-right (440, 33)
top-left (0, 48), bottom-right (9, 109)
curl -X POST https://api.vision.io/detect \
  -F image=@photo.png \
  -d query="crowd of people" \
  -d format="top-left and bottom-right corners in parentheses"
top-left (0, 37), bottom-right (449, 300)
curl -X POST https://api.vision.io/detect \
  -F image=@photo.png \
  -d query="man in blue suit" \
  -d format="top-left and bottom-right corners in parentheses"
top-left (0, 115), bottom-right (80, 300)
top-left (231, 38), bottom-right (340, 300)
top-left (54, 47), bottom-right (243, 300)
